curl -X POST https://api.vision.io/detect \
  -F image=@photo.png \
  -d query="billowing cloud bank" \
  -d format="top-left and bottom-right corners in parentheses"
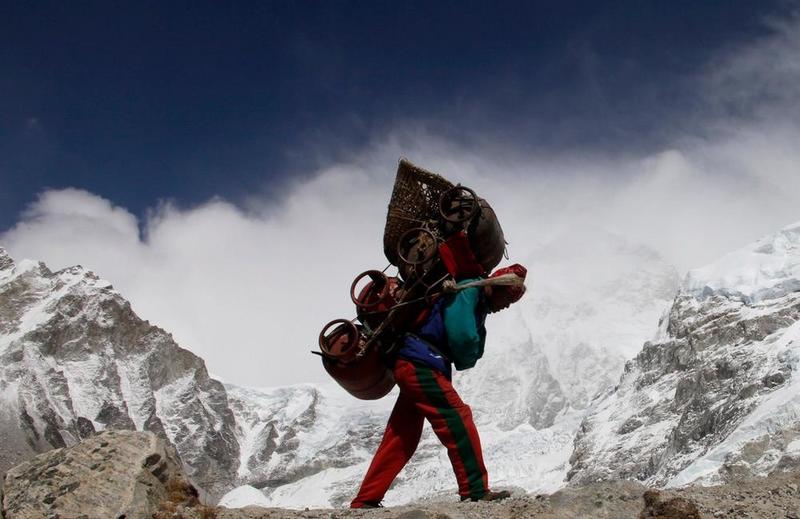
top-left (3, 14), bottom-right (800, 386)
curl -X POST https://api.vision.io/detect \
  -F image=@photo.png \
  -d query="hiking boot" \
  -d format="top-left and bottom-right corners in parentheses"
top-left (461, 489), bottom-right (511, 502)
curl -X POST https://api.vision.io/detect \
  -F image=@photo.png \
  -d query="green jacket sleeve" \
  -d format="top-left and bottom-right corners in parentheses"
top-left (443, 280), bottom-right (487, 371)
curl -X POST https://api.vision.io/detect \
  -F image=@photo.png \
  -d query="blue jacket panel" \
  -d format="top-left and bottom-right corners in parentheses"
top-left (443, 284), bottom-right (487, 370)
top-left (397, 279), bottom-right (487, 375)
top-left (398, 333), bottom-right (452, 379)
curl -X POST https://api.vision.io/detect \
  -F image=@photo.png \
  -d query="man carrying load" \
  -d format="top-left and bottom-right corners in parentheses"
top-left (350, 263), bottom-right (527, 508)
top-left (316, 159), bottom-right (527, 507)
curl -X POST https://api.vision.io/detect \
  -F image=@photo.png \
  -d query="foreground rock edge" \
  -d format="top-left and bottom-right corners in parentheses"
top-left (6, 431), bottom-right (800, 519)
top-left (2, 430), bottom-right (188, 518)
top-left (186, 469), bottom-right (800, 519)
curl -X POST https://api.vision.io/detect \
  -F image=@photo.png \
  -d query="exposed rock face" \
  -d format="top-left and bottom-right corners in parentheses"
top-left (0, 248), bottom-right (239, 497)
top-left (569, 222), bottom-right (800, 487)
top-left (1, 430), bottom-right (183, 518)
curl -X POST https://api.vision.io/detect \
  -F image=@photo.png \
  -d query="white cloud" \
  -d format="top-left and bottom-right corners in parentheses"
top-left (3, 14), bottom-right (800, 386)
top-left (2, 169), bottom-right (395, 386)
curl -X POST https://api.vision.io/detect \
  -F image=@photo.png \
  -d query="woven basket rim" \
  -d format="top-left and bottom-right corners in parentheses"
top-left (382, 159), bottom-right (455, 265)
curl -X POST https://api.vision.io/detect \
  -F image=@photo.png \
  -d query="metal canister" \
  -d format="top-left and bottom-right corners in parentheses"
top-left (351, 270), bottom-right (400, 330)
top-left (318, 319), bottom-right (395, 400)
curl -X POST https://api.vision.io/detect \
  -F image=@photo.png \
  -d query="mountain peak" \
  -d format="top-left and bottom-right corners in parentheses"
top-left (685, 220), bottom-right (800, 304)
top-left (0, 251), bottom-right (240, 498)
top-left (0, 247), bottom-right (14, 272)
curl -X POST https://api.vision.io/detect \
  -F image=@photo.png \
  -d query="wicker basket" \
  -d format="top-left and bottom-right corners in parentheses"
top-left (383, 159), bottom-right (454, 265)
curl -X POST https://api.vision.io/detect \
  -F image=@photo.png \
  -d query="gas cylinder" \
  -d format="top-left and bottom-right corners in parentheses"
top-left (318, 319), bottom-right (395, 400)
top-left (439, 186), bottom-right (506, 273)
top-left (351, 270), bottom-right (400, 330)
top-left (396, 227), bottom-right (447, 285)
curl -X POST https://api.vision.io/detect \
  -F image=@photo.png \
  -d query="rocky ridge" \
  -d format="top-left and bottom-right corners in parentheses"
top-left (0, 247), bottom-right (239, 498)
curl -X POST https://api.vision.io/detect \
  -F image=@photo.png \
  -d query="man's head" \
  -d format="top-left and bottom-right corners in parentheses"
top-left (484, 264), bottom-right (527, 313)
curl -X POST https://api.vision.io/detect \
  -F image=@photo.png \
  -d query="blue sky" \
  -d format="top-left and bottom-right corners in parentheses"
top-left (0, 1), bottom-right (786, 232)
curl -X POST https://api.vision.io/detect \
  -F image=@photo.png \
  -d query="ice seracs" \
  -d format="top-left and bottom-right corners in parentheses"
top-left (685, 221), bottom-right (800, 304)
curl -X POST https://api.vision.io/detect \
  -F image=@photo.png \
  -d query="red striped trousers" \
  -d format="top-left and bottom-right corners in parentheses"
top-left (351, 359), bottom-right (489, 507)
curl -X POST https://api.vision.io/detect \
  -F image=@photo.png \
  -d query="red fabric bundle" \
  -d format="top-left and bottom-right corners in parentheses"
top-left (489, 263), bottom-right (527, 303)
top-left (438, 232), bottom-right (485, 279)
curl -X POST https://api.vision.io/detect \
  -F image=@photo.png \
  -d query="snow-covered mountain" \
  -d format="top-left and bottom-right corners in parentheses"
top-left (0, 247), bottom-right (239, 498)
top-left (6, 220), bottom-right (800, 507)
top-left (569, 221), bottom-right (800, 488)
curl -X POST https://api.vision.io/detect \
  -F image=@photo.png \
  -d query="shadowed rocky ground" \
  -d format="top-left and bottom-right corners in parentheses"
top-left (195, 472), bottom-right (800, 519)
